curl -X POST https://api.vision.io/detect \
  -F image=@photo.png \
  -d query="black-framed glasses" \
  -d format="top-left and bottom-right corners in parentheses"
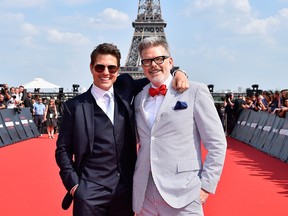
top-left (141, 56), bottom-right (169, 67)
top-left (94, 64), bottom-right (119, 74)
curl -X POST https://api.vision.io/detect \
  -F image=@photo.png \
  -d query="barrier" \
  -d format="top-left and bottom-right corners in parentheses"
top-left (21, 108), bottom-right (40, 137)
top-left (269, 118), bottom-right (288, 160)
top-left (231, 110), bottom-right (251, 141)
top-left (243, 110), bottom-right (261, 144)
top-left (253, 113), bottom-right (276, 150)
top-left (231, 109), bottom-right (288, 162)
top-left (279, 119), bottom-right (288, 161)
top-left (249, 111), bottom-right (269, 149)
top-left (0, 113), bottom-right (13, 146)
top-left (0, 108), bottom-right (39, 147)
top-left (262, 117), bottom-right (284, 155)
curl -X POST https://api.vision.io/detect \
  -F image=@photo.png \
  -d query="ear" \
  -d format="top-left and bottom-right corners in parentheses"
top-left (90, 64), bottom-right (93, 74)
top-left (169, 57), bottom-right (174, 69)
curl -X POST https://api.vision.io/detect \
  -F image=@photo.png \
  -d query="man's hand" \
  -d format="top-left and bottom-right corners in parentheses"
top-left (172, 70), bottom-right (189, 92)
top-left (200, 188), bottom-right (209, 205)
top-left (70, 184), bottom-right (79, 197)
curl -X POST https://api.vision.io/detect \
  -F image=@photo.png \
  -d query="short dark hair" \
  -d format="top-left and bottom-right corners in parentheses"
top-left (90, 43), bottom-right (121, 67)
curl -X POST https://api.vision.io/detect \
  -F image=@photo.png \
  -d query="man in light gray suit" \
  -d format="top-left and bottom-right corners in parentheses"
top-left (133, 37), bottom-right (227, 215)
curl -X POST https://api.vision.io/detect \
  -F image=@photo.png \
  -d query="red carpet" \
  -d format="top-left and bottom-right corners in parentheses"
top-left (0, 136), bottom-right (287, 216)
top-left (0, 134), bottom-right (72, 216)
top-left (203, 137), bottom-right (288, 216)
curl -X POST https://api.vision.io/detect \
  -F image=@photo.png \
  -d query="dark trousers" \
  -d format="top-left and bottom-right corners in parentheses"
top-left (33, 115), bottom-right (44, 133)
top-left (73, 179), bottom-right (133, 216)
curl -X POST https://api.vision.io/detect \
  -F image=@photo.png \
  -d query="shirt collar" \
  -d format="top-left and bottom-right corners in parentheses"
top-left (91, 84), bottom-right (114, 100)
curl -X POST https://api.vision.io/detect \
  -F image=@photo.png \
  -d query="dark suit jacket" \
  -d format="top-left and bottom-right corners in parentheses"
top-left (55, 74), bottom-right (148, 209)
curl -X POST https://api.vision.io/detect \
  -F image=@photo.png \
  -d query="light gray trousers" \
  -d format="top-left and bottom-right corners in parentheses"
top-left (138, 174), bottom-right (204, 216)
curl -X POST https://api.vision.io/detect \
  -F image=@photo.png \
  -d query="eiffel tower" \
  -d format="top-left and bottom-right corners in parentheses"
top-left (120, 0), bottom-right (174, 79)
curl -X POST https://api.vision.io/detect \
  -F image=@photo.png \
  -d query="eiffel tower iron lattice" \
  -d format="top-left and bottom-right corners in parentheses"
top-left (120, 0), bottom-right (178, 79)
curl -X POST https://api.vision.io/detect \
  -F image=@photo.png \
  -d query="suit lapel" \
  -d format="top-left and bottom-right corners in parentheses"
top-left (82, 92), bottom-right (95, 152)
top-left (156, 85), bottom-right (177, 118)
top-left (139, 85), bottom-right (153, 129)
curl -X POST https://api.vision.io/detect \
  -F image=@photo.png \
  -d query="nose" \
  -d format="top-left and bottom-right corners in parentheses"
top-left (151, 60), bottom-right (158, 67)
top-left (102, 67), bottom-right (110, 75)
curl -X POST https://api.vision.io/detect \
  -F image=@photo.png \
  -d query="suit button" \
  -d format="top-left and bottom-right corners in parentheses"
top-left (116, 173), bottom-right (120, 177)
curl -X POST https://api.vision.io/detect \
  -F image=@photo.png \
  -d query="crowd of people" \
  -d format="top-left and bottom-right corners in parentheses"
top-left (0, 83), bottom-right (61, 138)
top-left (223, 89), bottom-right (288, 135)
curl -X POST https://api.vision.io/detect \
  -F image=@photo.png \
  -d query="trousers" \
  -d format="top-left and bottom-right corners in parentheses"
top-left (73, 178), bottom-right (133, 216)
top-left (138, 174), bottom-right (203, 216)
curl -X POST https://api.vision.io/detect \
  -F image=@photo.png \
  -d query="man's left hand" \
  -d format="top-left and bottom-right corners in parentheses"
top-left (172, 70), bottom-right (189, 92)
top-left (200, 188), bottom-right (209, 205)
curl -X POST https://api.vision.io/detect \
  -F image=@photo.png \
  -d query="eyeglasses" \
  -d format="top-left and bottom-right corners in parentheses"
top-left (141, 56), bottom-right (169, 67)
top-left (94, 64), bottom-right (118, 74)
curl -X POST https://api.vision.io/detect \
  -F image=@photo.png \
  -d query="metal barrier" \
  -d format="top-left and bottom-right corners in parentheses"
top-left (0, 108), bottom-right (39, 147)
top-left (230, 109), bottom-right (288, 162)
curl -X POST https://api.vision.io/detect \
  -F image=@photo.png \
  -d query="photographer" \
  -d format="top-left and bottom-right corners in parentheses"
top-left (224, 92), bottom-right (235, 135)
top-left (1, 84), bottom-right (15, 109)
top-left (0, 94), bottom-right (6, 109)
top-left (23, 92), bottom-right (34, 113)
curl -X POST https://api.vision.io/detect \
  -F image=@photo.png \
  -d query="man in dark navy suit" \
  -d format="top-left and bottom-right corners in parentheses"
top-left (55, 43), bottom-right (188, 216)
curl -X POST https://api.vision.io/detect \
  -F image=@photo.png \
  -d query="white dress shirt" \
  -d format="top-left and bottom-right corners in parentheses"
top-left (91, 84), bottom-right (114, 124)
top-left (144, 75), bottom-right (172, 127)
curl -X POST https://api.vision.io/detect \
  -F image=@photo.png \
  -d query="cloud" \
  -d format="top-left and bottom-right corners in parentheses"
top-left (21, 23), bottom-right (40, 35)
top-left (0, 0), bottom-right (47, 8)
top-left (185, 1), bottom-right (287, 40)
top-left (89, 8), bottom-right (131, 30)
top-left (0, 12), bottom-right (25, 38)
top-left (237, 16), bottom-right (279, 35)
top-left (62, 0), bottom-right (94, 5)
top-left (47, 29), bottom-right (91, 46)
top-left (192, 0), bottom-right (251, 14)
top-left (52, 8), bottom-right (131, 32)
top-left (0, 12), bottom-right (25, 24)
top-left (189, 46), bottom-right (236, 62)
top-left (279, 8), bottom-right (288, 18)
top-left (236, 8), bottom-right (288, 38)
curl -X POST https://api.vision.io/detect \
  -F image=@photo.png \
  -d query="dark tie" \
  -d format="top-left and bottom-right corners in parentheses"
top-left (149, 84), bottom-right (167, 97)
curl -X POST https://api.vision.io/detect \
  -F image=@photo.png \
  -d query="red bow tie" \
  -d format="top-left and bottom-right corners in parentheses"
top-left (149, 84), bottom-right (167, 97)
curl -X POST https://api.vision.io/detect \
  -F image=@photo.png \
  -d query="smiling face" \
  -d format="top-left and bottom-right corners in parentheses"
top-left (90, 54), bottom-right (119, 91)
top-left (140, 45), bottom-right (173, 87)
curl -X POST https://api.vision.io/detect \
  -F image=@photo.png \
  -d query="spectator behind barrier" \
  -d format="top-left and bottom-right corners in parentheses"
top-left (273, 98), bottom-right (288, 118)
top-left (281, 89), bottom-right (288, 106)
top-left (233, 94), bottom-right (246, 120)
top-left (268, 90), bottom-right (282, 113)
top-left (23, 92), bottom-right (34, 113)
top-left (254, 94), bottom-right (268, 112)
top-left (224, 92), bottom-right (235, 135)
top-left (0, 94), bottom-right (6, 109)
top-left (1, 84), bottom-right (12, 108)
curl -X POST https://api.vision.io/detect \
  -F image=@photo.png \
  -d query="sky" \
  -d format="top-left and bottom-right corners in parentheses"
top-left (1, 0), bottom-right (288, 93)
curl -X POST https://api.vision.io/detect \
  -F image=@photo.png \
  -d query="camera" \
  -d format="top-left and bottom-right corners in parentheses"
top-left (14, 104), bottom-right (22, 114)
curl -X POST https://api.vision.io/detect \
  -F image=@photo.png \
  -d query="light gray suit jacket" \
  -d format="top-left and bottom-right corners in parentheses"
top-left (132, 81), bottom-right (227, 213)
